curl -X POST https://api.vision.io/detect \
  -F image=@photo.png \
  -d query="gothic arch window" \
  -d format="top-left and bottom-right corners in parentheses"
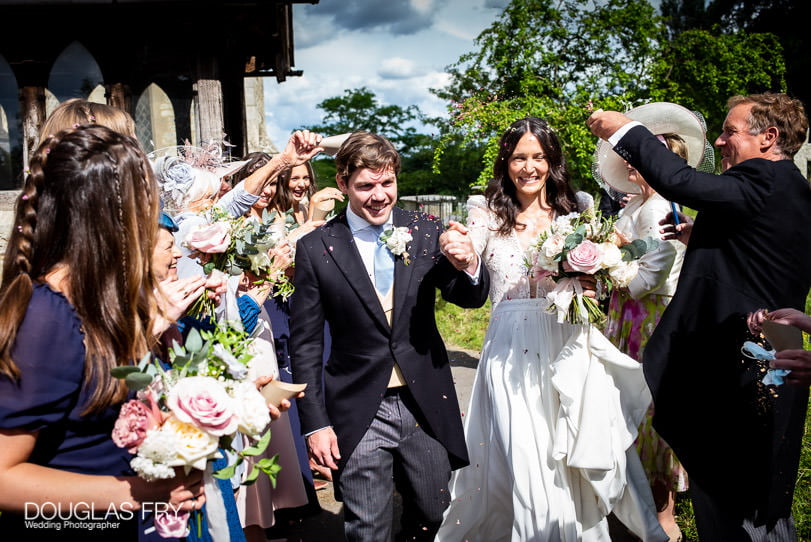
top-left (135, 83), bottom-right (176, 154)
top-left (0, 54), bottom-right (21, 189)
top-left (48, 42), bottom-right (104, 102)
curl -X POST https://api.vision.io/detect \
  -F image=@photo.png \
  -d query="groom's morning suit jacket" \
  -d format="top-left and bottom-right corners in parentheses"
top-left (614, 125), bottom-right (811, 521)
top-left (289, 206), bottom-right (490, 480)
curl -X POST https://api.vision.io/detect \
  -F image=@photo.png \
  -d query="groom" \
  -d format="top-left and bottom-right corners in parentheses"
top-left (289, 131), bottom-right (489, 541)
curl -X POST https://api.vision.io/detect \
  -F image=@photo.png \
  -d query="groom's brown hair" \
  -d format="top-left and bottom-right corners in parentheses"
top-left (335, 131), bottom-right (401, 184)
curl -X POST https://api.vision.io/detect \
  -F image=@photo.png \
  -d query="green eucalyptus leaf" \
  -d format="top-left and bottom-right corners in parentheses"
top-left (125, 372), bottom-right (154, 391)
top-left (110, 366), bottom-right (142, 378)
top-left (186, 328), bottom-right (203, 353)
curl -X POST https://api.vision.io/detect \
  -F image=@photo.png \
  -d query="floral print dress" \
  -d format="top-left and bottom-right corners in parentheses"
top-left (603, 192), bottom-right (688, 492)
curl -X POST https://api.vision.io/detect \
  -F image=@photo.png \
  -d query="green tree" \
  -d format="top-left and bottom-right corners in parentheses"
top-left (648, 28), bottom-right (785, 140)
top-left (433, 0), bottom-right (787, 191)
top-left (305, 87), bottom-right (483, 198)
top-left (662, 0), bottom-right (806, 124)
top-left (304, 87), bottom-right (425, 155)
top-left (432, 0), bottom-right (663, 190)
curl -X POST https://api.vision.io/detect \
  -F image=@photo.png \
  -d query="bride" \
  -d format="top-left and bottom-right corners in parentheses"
top-left (437, 117), bottom-right (666, 541)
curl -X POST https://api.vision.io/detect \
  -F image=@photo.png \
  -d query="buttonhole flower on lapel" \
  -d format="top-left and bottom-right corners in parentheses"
top-left (379, 227), bottom-right (413, 265)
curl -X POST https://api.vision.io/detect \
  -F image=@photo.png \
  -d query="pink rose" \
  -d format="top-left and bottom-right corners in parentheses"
top-left (154, 509), bottom-right (190, 538)
top-left (185, 222), bottom-right (231, 253)
top-left (112, 398), bottom-right (162, 453)
top-left (566, 240), bottom-right (602, 274)
top-left (166, 376), bottom-right (238, 436)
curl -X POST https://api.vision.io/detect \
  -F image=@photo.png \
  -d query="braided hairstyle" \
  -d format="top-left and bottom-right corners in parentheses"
top-left (485, 117), bottom-right (578, 236)
top-left (0, 125), bottom-right (160, 413)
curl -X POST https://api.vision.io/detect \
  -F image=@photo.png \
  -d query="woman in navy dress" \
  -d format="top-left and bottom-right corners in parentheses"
top-left (0, 126), bottom-right (204, 540)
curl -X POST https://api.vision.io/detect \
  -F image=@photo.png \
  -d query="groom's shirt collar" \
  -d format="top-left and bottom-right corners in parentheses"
top-left (346, 206), bottom-right (394, 235)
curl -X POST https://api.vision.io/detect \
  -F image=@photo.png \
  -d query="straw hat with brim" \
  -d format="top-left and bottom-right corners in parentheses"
top-left (593, 102), bottom-right (707, 195)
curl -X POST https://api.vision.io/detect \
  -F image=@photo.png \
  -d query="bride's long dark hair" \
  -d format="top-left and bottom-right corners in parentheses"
top-left (485, 117), bottom-right (577, 236)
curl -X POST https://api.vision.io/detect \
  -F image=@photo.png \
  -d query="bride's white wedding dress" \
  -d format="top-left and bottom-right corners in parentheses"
top-left (437, 195), bottom-right (666, 542)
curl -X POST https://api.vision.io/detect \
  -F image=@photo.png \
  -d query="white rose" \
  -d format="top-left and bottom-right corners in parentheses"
top-left (599, 242), bottom-right (623, 269)
top-left (231, 382), bottom-right (271, 439)
top-left (608, 260), bottom-right (640, 288)
top-left (535, 251), bottom-right (558, 273)
top-left (541, 234), bottom-right (566, 259)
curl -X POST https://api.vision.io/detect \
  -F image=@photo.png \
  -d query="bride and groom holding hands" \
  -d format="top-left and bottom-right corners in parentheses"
top-left (289, 90), bottom-right (810, 542)
top-left (288, 127), bottom-right (662, 542)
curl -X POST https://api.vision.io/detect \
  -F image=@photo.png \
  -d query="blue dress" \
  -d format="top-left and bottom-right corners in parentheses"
top-left (0, 284), bottom-right (139, 539)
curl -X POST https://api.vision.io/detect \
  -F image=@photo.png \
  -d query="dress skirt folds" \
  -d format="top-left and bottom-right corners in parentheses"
top-left (437, 298), bottom-right (664, 542)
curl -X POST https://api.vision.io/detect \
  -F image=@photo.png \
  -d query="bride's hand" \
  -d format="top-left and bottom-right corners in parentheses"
top-left (577, 274), bottom-right (597, 298)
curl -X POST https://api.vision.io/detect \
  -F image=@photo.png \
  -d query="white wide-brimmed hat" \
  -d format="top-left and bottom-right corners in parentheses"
top-left (593, 102), bottom-right (708, 195)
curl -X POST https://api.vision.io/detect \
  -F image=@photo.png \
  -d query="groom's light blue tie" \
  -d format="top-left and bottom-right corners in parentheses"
top-left (373, 225), bottom-right (394, 296)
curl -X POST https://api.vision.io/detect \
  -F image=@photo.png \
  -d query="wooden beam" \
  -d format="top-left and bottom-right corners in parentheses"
top-left (19, 86), bottom-right (46, 171)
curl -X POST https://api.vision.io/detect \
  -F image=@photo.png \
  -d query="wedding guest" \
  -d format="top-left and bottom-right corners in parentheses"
top-left (155, 132), bottom-right (323, 278)
top-left (0, 126), bottom-right (204, 540)
top-left (266, 158), bottom-right (343, 500)
top-left (233, 255), bottom-right (310, 542)
top-left (273, 160), bottom-right (344, 226)
top-left (589, 92), bottom-right (811, 540)
top-left (39, 98), bottom-right (136, 143)
top-left (596, 105), bottom-right (713, 541)
top-left (437, 117), bottom-right (665, 542)
top-left (238, 152), bottom-right (273, 219)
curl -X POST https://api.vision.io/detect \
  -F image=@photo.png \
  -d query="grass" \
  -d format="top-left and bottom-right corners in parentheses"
top-left (436, 291), bottom-right (811, 539)
top-left (435, 293), bottom-right (491, 352)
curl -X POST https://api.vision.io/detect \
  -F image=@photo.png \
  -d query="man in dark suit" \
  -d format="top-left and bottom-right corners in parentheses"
top-left (588, 93), bottom-right (811, 540)
top-left (289, 131), bottom-right (489, 541)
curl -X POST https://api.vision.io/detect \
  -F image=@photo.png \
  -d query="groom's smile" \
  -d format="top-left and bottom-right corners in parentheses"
top-left (338, 166), bottom-right (398, 226)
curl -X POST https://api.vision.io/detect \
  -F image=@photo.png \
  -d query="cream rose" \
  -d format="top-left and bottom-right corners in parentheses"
top-left (608, 260), bottom-right (639, 288)
top-left (160, 416), bottom-right (220, 471)
top-left (598, 242), bottom-right (623, 269)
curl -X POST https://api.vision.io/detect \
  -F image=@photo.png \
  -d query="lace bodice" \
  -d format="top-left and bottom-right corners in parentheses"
top-left (466, 193), bottom-right (594, 307)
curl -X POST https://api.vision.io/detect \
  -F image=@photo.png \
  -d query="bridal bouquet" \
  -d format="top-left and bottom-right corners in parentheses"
top-left (111, 323), bottom-right (279, 537)
top-left (525, 209), bottom-right (657, 326)
top-left (184, 208), bottom-right (296, 317)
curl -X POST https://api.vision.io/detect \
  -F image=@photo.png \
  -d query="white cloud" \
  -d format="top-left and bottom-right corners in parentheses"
top-left (378, 57), bottom-right (424, 79)
top-left (264, 0), bottom-right (504, 147)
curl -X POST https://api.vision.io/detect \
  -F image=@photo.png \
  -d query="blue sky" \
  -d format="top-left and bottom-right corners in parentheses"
top-left (263, 0), bottom-right (510, 146)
